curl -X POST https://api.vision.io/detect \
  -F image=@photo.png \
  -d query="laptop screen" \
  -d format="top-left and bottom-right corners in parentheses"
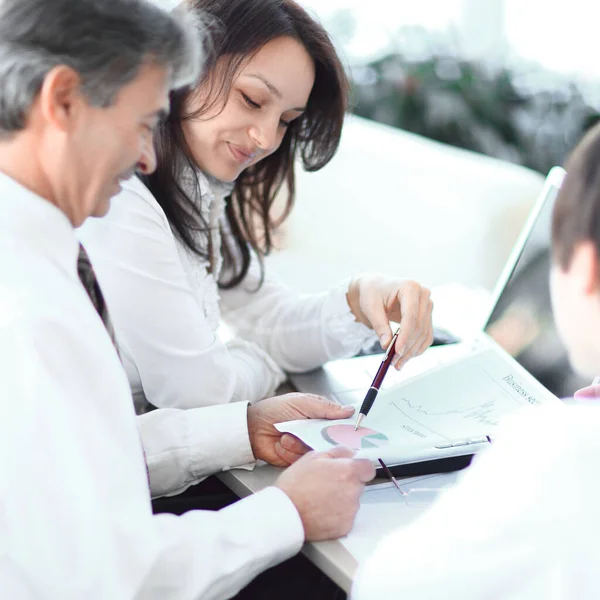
top-left (483, 168), bottom-right (589, 399)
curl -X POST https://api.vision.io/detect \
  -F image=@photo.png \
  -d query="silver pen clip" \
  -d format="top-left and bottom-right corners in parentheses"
top-left (384, 327), bottom-right (400, 360)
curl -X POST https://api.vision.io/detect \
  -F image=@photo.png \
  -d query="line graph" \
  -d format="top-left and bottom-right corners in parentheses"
top-left (371, 353), bottom-right (542, 440)
top-left (274, 348), bottom-right (557, 462)
top-left (392, 397), bottom-right (501, 428)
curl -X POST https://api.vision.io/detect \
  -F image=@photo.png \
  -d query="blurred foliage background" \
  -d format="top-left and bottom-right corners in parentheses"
top-left (350, 31), bottom-right (599, 174)
top-left (315, 4), bottom-right (600, 175)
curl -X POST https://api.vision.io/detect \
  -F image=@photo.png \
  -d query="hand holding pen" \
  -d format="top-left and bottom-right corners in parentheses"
top-left (346, 275), bottom-right (434, 373)
top-left (354, 327), bottom-right (400, 430)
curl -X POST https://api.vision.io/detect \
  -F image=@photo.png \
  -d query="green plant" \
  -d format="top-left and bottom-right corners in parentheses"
top-left (350, 37), bottom-right (599, 174)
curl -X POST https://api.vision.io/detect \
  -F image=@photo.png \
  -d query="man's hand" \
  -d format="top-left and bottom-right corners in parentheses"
top-left (347, 273), bottom-right (434, 370)
top-left (276, 446), bottom-right (375, 541)
top-left (247, 393), bottom-right (354, 467)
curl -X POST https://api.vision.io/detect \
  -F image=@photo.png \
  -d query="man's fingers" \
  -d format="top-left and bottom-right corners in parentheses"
top-left (320, 450), bottom-right (375, 481)
top-left (322, 445), bottom-right (356, 459)
top-left (354, 458), bottom-right (377, 482)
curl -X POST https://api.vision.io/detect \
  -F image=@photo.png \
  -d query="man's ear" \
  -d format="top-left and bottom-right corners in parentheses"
top-left (570, 241), bottom-right (600, 296)
top-left (38, 65), bottom-right (84, 132)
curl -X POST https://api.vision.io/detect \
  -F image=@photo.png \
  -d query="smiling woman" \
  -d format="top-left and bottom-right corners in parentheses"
top-left (147, 0), bottom-right (349, 288)
top-left (182, 35), bottom-right (315, 184)
top-left (77, 0), bottom-right (434, 414)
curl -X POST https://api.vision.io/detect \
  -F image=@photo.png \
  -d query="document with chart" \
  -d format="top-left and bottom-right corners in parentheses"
top-left (276, 346), bottom-right (563, 467)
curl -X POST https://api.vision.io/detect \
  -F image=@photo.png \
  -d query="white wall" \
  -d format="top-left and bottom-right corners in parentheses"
top-left (266, 115), bottom-right (545, 294)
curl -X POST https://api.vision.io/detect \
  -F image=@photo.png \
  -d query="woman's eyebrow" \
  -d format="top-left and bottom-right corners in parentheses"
top-left (246, 73), bottom-right (306, 112)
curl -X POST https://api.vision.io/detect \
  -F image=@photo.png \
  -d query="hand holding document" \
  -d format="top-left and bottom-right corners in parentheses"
top-left (276, 348), bottom-right (562, 468)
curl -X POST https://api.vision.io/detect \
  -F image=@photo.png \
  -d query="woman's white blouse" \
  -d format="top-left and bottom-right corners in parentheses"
top-left (78, 173), bottom-right (376, 412)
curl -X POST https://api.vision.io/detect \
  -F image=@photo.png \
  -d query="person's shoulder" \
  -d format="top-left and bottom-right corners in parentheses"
top-left (552, 403), bottom-right (600, 453)
top-left (511, 402), bottom-right (600, 440)
top-left (113, 175), bottom-right (168, 222)
top-left (488, 402), bottom-right (600, 472)
top-left (79, 176), bottom-right (170, 241)
top-left (119, 175), bottom-right (156, 203)
top-left (0, 268), bottom-right (84, 355)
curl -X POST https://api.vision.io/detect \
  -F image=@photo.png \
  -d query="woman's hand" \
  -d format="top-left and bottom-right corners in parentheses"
top-left (346, 274), bottom-right (434, 370)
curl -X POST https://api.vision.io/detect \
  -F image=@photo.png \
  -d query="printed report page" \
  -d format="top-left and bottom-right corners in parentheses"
top-left (276, 347), bottom-right (562, 455)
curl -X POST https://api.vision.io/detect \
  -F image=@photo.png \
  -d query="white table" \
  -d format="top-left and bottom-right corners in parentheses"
top-left (217, 285), bottom-right (493, 592)
top-left (218, 464), bottom-right (371, 593)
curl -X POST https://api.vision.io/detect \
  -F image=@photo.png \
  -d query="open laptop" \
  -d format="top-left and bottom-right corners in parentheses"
top-left (290, 166), bottom-right (585, 405)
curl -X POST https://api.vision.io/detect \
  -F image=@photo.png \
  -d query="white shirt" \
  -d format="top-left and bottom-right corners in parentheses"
top-left (352, 402), bottom-right (600, 599)
top-left (0, 172), bottom-right (304, 599)
top-left (78, 173), bottom-right (376, 413)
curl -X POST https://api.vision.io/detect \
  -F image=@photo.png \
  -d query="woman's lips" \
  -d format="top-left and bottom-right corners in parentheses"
top-left (228, 143), bottom-right (255, 164)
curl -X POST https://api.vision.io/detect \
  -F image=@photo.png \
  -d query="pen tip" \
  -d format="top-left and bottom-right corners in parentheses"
top-left (354, 414), bottom-right (364, 431)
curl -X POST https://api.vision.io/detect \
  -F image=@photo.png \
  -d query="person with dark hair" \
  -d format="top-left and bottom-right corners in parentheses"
top-left (78, 0), bottom-right (434, 413)
top-left (0, 0), bottom-right (375, 597)
top-left (352, 121), bottom-right (600, 599)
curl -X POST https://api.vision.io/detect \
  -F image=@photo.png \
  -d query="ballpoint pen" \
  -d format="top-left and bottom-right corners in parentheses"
top-left (377, 458), bottom-right (406, 497)
top-left (354, 327), bottom-right (400, 430)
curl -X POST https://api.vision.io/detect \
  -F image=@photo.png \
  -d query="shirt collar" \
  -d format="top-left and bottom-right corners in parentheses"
top-left (0, 170), bottom-right (79, 279)
top-left (180, 164), bottom-right (235, 206)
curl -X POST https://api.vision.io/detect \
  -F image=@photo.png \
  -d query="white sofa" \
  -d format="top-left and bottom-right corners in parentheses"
top-left (267, 114), bottom-right (545, 305)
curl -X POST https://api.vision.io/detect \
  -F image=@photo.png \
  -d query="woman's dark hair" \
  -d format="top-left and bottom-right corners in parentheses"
top-left (552, 121), bottom-right (600, 269)
top-left (142, 0), bottom-right (349, 288)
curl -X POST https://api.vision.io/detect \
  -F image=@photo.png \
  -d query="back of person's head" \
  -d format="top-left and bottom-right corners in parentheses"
top-left (0, 0), bottom-right (201, 140)
top-left (552, 122), bottom-right (600, 269)
top-left (146, 0), bottom-right (349, 288)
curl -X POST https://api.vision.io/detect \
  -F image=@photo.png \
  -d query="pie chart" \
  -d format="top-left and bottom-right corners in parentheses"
top-left (321, 424), bottom-right (389, 450)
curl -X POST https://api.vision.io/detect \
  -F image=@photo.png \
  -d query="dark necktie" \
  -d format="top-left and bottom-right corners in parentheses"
top-left (77, 243), bottom-right (117, 349)
top-left (77, 243), bottom-right (151, 486)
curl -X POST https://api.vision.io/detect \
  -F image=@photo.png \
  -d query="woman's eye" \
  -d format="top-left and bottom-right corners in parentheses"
top-left (242, 92), bottom-right (261, 109)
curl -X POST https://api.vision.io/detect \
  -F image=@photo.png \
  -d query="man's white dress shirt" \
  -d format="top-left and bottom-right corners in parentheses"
top-left (352, 402), bottom-right (600, 599)
top-left (0, 172), bottom-right (304, 599)
top-left (78, 173), bottom-right (377, 413)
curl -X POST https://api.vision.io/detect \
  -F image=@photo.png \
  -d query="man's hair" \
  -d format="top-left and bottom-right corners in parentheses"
top-left (0, 0), bottom-right (203, 138)
top-left (552, 122), bottom-right (600, 269)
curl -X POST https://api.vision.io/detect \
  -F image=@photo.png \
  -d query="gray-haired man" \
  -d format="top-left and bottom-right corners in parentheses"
top-left (0, 1), bottom-right (374, 598)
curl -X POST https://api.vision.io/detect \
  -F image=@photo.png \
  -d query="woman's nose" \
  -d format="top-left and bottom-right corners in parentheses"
top-left (248, 117), bottom-right (280, 153)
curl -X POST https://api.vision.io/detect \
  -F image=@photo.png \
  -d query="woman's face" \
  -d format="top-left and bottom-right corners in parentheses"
top-left (182, 36), bottom-right (316, 182)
